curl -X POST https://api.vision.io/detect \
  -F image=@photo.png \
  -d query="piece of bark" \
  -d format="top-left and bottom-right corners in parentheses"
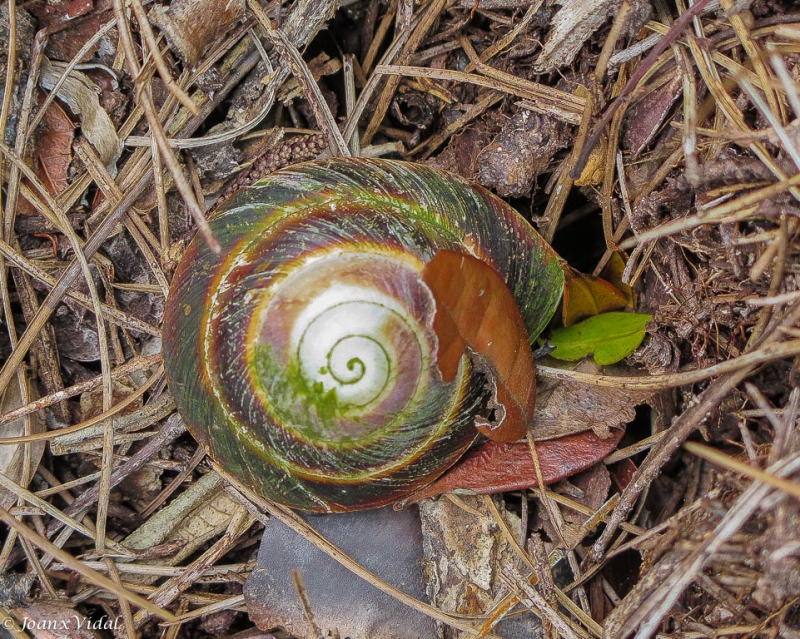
top-left (420, 495), bottom-right (543, 638)
top-left (534, 0), bottom-right (651, 72)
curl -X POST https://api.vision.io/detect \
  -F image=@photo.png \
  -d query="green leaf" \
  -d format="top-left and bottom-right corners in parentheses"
top-left (549, 312), bottom-right (651, 365)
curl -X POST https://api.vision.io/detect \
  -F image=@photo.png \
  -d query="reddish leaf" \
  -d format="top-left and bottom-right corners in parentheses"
top-left (19, 100), bottom-right (75, 217)
top-left (609, 458), bottom-right (638, 492)
top-left (401, 428), bottom-right (625, 505)
top-left (422, 250), bottom-right (535, 443)
top-left (38, 101), bottom-right (74, 195)
top-left (562, 265), bottom-right (628, 327)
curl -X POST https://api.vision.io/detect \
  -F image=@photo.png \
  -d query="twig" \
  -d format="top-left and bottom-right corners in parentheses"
top-left (221, 469), bottom-right (495, 635)
top-left (248, 0), bottom-right (349, 157)
top-left (45, 413), bottom-right (186, 536)
top-left (292, 569), bottom-right (328, 639)
top-left (0, 504), bottom-right (178, 622)
top-left (537, 338), bottom-right (800, 389)
top-left (113, 0), bottom-right (220, 254)
top-left (129, 0), bottom-right (199, 115)
top-left (684, 442), bottom-right (800, 501)
top-left (0, 364), bottom-right (164, 445)
top-left (621, 452), bottom-right (800, 638)
top-left (585, 301), bottom-right (800, 566)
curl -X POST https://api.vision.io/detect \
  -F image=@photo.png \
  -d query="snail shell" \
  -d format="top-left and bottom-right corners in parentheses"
top-left (163, 158), bottom-right (563, 512)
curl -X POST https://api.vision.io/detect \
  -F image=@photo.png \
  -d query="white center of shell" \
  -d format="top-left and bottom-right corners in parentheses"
top-left (292, 284), bottom-right (410, 408)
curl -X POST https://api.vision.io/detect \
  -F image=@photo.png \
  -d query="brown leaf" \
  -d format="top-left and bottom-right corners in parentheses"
top-left (19, 100), bottom-right (75, 217)
top-left (423, 249), bottom-right (536, 443)
top-left (623, 71), bottom-right (683, 158)
top-left (610, 457), bottom-right (638, 492)
top-left (402, 427), bottom-right (625, 505)
top-left (532, 359), bottom-right (656, 440)
top-left (562, 265), bottom-right (628, 327)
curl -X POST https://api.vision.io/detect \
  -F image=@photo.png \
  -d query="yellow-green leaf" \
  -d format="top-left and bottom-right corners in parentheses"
top-left (549, 312), bottom-right (651, 365)
top-left (562, 265), bottom-right (628, 327)
top-left (599, 251), bottom-right (635, 307)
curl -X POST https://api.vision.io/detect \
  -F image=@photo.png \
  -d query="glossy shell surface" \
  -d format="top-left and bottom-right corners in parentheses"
top-left (163, 158), bottom-right (563, 511)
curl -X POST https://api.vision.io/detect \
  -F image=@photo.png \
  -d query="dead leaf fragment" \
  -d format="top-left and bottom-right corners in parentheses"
top-left (39, 58), bottom-right (122, 175)
top-left (420, 495), bottom-right (544, 638)
top-left (600, 251), bottom-right (635, 306)
top-left (573, 133), bottom-right (607, 186)
top-left (562, 265), bottom-right (628, 327)
top-left (404, 427), bottom-right (624, 504)
top-left (623, 72), bottom-right (683, 157)
top-left (533, 359), bottom-right (654, 440)
top-left (19, 99), bottom-right (75, 217)
top-left (149, 0), bottom-right (246, 66)
top-left (423, 250), bottom-right (536, 443)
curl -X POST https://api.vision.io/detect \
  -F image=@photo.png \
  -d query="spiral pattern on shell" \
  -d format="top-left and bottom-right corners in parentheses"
top-left (163, 158), bottom-right (563, 512)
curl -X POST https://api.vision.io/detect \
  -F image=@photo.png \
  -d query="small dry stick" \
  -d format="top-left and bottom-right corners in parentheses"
top-left (537, 338), bottom-right (800, 390)
top-left (343, 54), bottom-right (360, 156)
top-left (0, 504), bottom-right (178, 622)
top-left (114, 0), bottom-right (220, 254)
top-left (249, 0), bottom-right (349, 157)
top-left (684, 441), bottom-right (800, 501)
top-left (292, 569), bottom-right (329, 639)
top-left (0, 364), bottom-right (164, 445)
top-left (139, 446), bottom-right (206, 518)
top-left (585, 301), bottom-right (800, 567)
top-left (128, 0), bottom-right (198, 115)
top-left (45, 413), bottom-right (185, 538)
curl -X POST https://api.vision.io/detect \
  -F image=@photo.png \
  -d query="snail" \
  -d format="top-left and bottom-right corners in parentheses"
top-left (163, 158), bottom-right (563, 512)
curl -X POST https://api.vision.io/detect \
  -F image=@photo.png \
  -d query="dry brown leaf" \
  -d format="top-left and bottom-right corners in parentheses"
top-left (532, 359), bottom-right (653, 440)
top-left (39, 57), bottom-right (122, 174)
top-left (423, 250), bottom-right (537, 443)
